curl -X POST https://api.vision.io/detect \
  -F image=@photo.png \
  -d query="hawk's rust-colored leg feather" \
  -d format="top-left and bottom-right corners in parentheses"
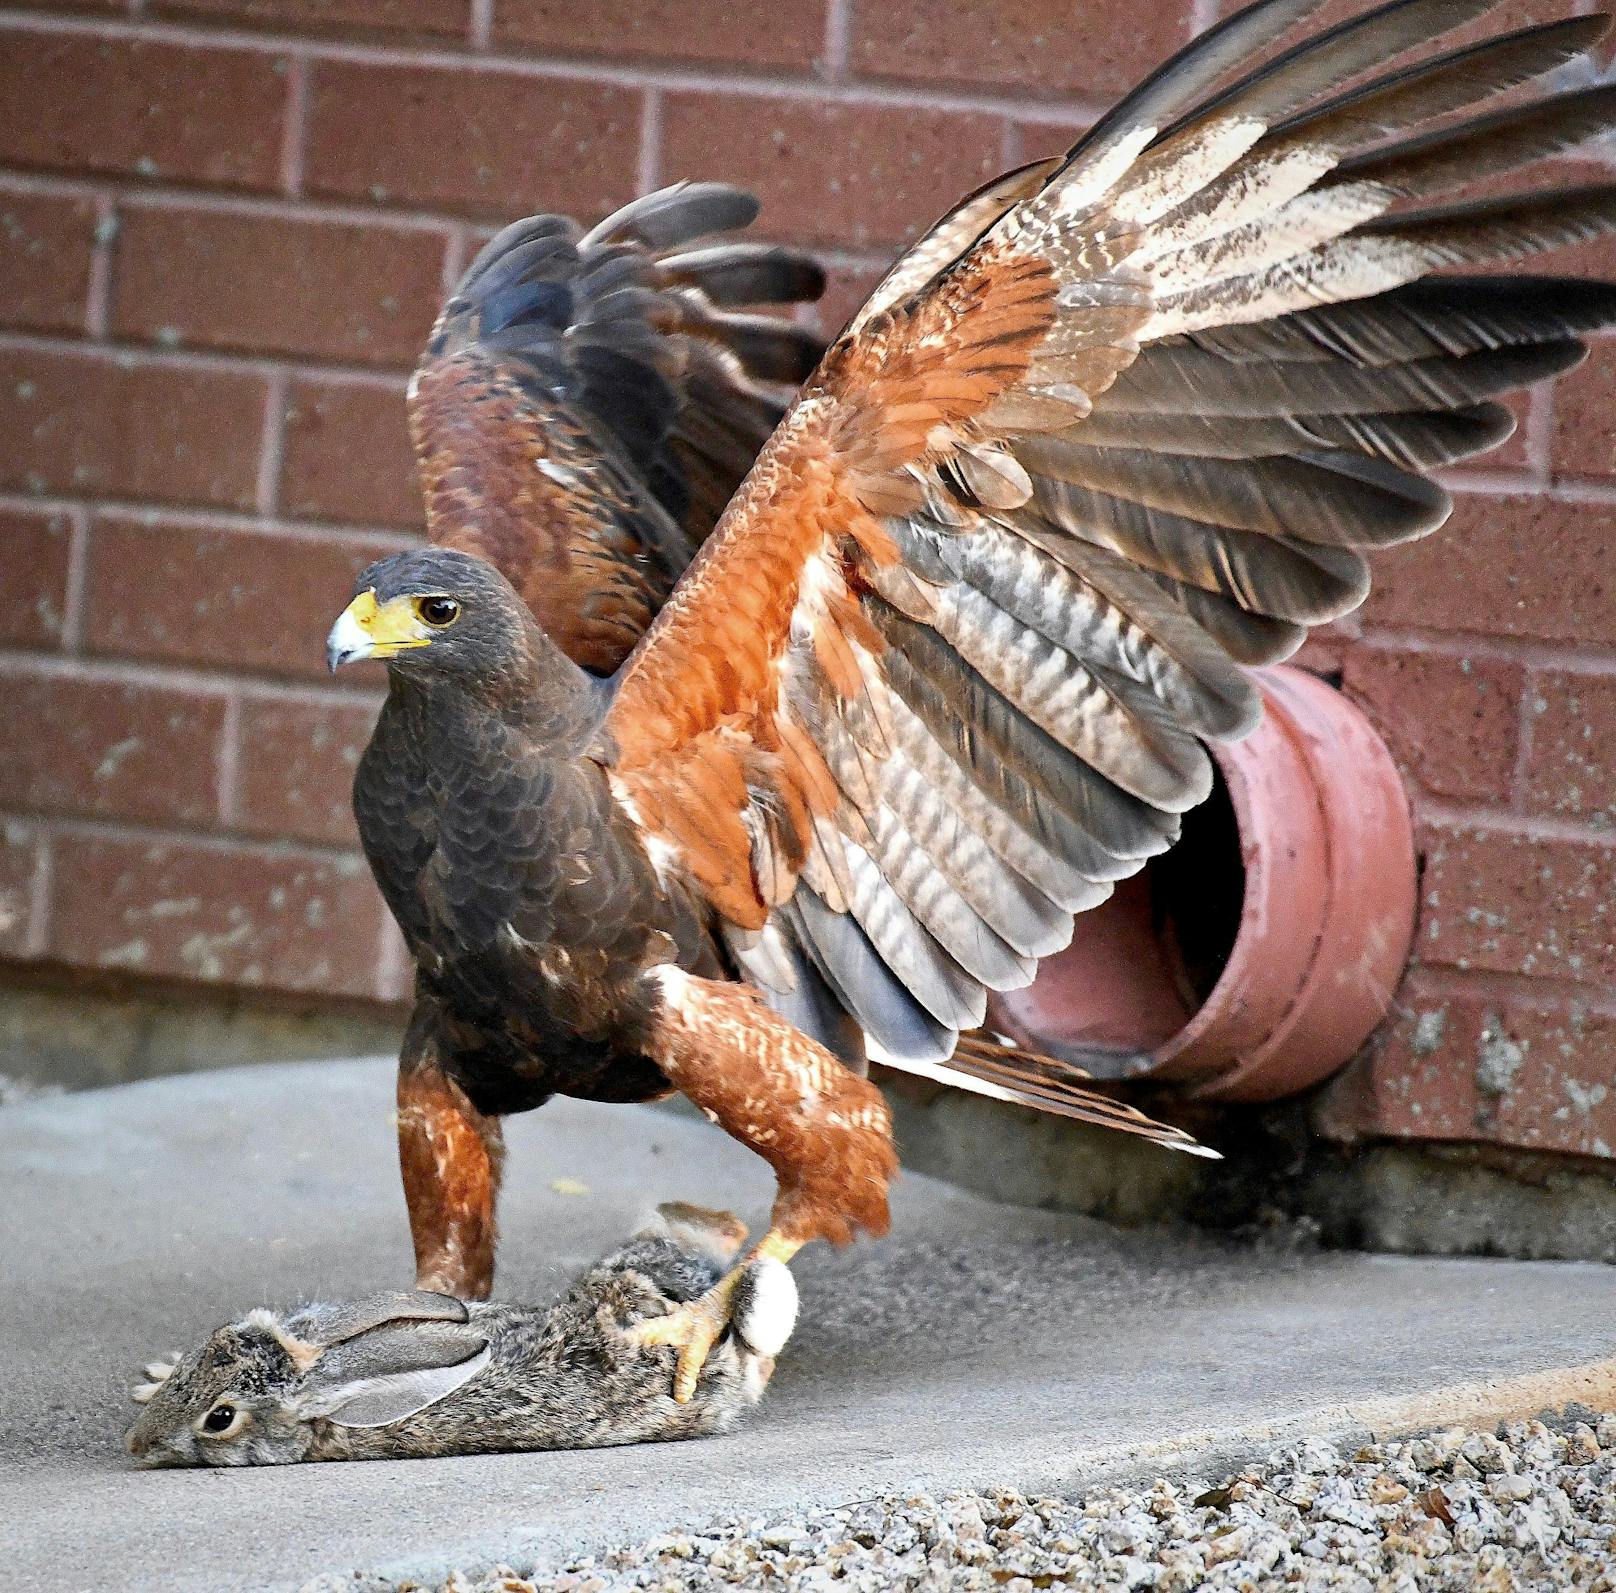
top-left (632, 965), bottom-right (896, 1400)
top-left (396, 1021), bottom-right (505, 1301)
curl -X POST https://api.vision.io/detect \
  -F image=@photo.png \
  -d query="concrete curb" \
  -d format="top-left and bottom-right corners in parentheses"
top-left (7, 1060), bottom-right (1616, 1593)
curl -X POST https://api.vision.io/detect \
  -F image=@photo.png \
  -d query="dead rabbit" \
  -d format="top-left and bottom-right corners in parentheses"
top-left (125, 1203), bottom-right (795, 1467)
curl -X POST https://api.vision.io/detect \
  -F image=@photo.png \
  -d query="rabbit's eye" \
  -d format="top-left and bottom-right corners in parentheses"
top-left (198, 1401), bottom-right (245, 1438)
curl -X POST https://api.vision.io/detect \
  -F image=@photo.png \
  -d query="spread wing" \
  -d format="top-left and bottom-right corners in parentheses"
top-left (596, 0), bottom-right (1616, 1087)
top-left (409, 183), bottom-right (826, 674)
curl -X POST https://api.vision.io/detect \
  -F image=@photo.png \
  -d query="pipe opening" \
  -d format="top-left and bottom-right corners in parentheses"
top-left (988, 667), bottom-right (1418, 1103)
top-left (1152, 770), bottom-right (1244, 1021)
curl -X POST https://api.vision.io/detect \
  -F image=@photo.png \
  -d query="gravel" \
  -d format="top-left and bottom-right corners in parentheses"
top-left (326, 1409), bottom-right (1616, 1592)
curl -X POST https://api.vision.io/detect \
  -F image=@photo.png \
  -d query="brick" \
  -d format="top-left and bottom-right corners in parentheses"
top-left (1524, 672), bottom-right (1616, 830)
top-left (235, 691), bottom-right (379, 846)
top-left (151, 0), bottom-right (471, 40)
top-left (852, 0), bottom-right (1187, 101)
top-left (0, 31), bottom-right (286, 191)
top-left (1551, 337), bottom-right (1616, 482)
top-left (661, 93), bottom-right (1004, 249)
top-left (1485, 1003), bottom-right (1616, 1159)
top-left (0, 818), bottom-right (44, 959)
top-left (1362, 493), bottom-right (1616, 646)
top-left (1289, 618), bottom-right (1358, 679)
top-left (1216, 0), bottom-right (1580, 42)
top-left (1418, 822), bottom-right (1616, 984)
top-left (305, 61), bottom-right (640, 221)
top-left (0, 504), bottom-right (74, 648)
top-left (1318, 972), bottom-right (1616, 1160)
top-left (85, 515), bottom-right (410, 679)
top-left (1341, 648), bottom-right (1522, 805)
top-left (0, 665), bottom-right (226, 825)
top-left (494, 0), bottom-right (825, 70)
top-left (48, 830), bottom-right (387, 997)
top-left (280, 376), bottom-right (423, 527)
top-left (0, 345), bottom-right (267, 509)
top-left (112, 205), bottom-right (446, 367)
top-left (811, 259), bottom-right (887, 341)
top-left (0, 188), bottom-right (96, 333)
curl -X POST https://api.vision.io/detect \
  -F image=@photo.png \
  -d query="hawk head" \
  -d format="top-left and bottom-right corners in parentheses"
top-left (327, 548), bottom-right (529, 680)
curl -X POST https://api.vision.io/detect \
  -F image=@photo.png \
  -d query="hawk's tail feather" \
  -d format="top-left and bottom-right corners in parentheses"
top-left (878, 1032), bottom-right (1222, 1158)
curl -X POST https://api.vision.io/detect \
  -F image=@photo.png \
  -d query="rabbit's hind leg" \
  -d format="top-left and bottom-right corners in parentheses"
top-left (630, 1230), bottom-right (804, 1403)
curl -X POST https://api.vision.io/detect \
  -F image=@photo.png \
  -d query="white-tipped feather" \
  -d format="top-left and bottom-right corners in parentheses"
top-left (1144, 184), bottom-right (1394, 293)
top-left (1137, 145), bottom-right (1343, 262)
top-left (1109, 117), bottom-right (1271, 228)
top-left (1013, 128), bottom-right (1160, 237)
top-left (1143, 236), bottom-right (1428, 337)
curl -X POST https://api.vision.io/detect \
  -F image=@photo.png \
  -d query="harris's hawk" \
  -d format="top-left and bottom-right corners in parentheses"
top-left (329, 0), bottom-right (1616, 1398)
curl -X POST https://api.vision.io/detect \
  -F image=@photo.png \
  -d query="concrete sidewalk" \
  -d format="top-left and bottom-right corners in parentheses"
top-left (5, 1059), bottom-right (1614, 1593)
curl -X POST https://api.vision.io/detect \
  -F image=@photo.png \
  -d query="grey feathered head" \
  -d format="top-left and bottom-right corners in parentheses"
top-left (326, 548), bottom-right (539, 683)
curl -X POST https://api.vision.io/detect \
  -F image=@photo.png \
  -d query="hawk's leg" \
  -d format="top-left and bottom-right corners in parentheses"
top-left (630, 965), bottom-right (897, 1401)
top-left (396, 1012), bottom-right (505, 1300)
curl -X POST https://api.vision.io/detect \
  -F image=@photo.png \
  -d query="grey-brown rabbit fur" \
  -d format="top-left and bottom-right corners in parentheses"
top-left (124, 1204), bottom-right (795, 1467)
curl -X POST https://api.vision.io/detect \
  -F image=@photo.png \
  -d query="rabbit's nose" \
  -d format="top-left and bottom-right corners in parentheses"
top-left (125, 1429), bottom-right (149, 1457)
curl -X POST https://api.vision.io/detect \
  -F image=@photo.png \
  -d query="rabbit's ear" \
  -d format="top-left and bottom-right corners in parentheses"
top-left (297, 1320), bottom-right (490, 1429)
top-left (302, 1290), bottom-right (470, 1349)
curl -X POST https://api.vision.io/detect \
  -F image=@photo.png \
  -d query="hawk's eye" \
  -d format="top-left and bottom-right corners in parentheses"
top-left (416, 596), bottom-right (460, 628)
top-left (201, 1402), bottom-right (238, 1434)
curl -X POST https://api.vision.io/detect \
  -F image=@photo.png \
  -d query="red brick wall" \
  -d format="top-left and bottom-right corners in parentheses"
top-left (0, 0), bottom-right (1612, 1155)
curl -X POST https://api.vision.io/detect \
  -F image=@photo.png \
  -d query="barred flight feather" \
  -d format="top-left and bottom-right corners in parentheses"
top-left (587, 0), bottom-right (1616, 1114)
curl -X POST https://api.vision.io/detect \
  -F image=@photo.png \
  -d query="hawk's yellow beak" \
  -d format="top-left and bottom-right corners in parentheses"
top-left (326, 589), bottom-right (433, 671)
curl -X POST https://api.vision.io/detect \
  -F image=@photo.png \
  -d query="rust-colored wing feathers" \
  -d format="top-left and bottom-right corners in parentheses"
top-left (409, 184), bottom-right (825, 674)
top-left (413, 360), bottom-right (684, 675)
top-left (595, 0), bottom-right (1616, 1117)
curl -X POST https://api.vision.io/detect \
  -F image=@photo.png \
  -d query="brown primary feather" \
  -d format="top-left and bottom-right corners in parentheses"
top-left (409, 184), bottom-right (825, 675)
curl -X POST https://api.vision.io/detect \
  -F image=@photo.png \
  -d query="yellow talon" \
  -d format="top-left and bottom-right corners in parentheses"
top-left (631, 1228), bottom-right (806, 1403)
top-left (632, 1271), bottom-right (742, 1402)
